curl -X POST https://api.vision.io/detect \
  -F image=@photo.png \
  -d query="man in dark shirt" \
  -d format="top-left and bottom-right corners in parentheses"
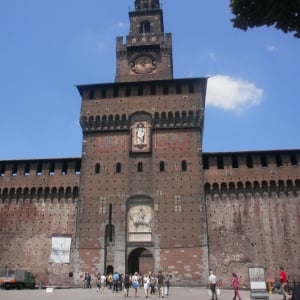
top-left (156, 270), bottom-right (165, 298)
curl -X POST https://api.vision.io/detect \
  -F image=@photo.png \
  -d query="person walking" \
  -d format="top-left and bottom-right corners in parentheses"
top-left (208, 270), bottom-right (218, 300)
top-left (132, 272), bottom-right (139, 298)
top-left (143, 273), bottom-right (150, 298)
top-left (156, 270), bottom-right (165, 298)
top-left (232, 273), bottom-right (242, 300)
top-left (279, 267), bottom-right (289, 300)
top-left (100, 273), bottom-right (107, 294)
top-left (123, 272), bottom-right (130, 298)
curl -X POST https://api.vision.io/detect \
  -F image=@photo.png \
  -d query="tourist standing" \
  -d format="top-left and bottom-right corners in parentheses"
top-left (208, 270), bottom-right (218, 300)
top-left (232, 273), bottom-right (242, 300)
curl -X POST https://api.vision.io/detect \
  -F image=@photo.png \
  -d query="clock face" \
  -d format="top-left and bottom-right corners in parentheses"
top-left (132, 55), bottom-right (156, 74)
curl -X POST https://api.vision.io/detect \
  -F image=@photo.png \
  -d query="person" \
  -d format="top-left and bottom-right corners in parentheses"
top-left (143, 273), bottom-right (150, 298)
top-left (156, 270), bottom-right (165, 298)
top-left (86, 272), bottom-right (92, 288)
top-left (113, 272), bottom-right (119, 293)
top-left (100, 273), bottom-right (107, 294)
top-left (208, 270), bottom-right (218, 300)
top-left (132, 272), bottom-right (139, 298)
top-left (149, 273), bottom-right (156, 295)
top-left (123, 272), bottom-right (130, 298)
top-left (232, 273), bottom-right (241, 300)
top-left (165, 274), bottom-right (171, 296)
top-left (273, 277), bottom-right (281, 294)
top-left (279, 267), bottom-right (289, 300)
top-left (96, 273), bottom-right (101, 292)
top-left (107, 273), bottom-right (113, 290)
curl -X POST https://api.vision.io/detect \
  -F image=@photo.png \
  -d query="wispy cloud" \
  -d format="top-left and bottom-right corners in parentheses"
top-left (208, 52), bottom-right (216, 60)
top-left (206, 75), bottom-right (263, 112)
top-left (266, 45), bottom-right (278, 52)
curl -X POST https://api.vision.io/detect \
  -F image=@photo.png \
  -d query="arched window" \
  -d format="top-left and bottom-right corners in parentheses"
top-left (140, 20), bottom-right (151, 34)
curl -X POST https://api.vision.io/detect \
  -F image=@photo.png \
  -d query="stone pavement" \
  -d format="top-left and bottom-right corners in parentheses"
top-left (0, 287), bottom-right (286, 300)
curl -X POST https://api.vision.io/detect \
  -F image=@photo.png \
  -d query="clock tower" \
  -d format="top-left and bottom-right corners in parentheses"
top-left (115, 0), bottom-right (173, 82)
top-left (75, 0), bottom-right (208, 286)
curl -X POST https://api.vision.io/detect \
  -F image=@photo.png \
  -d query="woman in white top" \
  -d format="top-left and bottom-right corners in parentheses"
top-left (143, 274), bottom-right (150, 298)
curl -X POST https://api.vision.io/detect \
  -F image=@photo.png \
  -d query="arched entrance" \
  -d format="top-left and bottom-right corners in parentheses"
top-left (128, 248), bottom-right (153, 275)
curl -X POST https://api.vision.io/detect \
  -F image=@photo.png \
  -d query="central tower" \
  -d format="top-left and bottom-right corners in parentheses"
top-left (75, 0), bottom-right (208, 285)
top-left (115, 0), bottom-right (173, 82)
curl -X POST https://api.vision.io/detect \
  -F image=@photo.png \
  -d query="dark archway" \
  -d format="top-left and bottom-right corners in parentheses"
top-left (106, 265), bottom-right (113, 275)
top-left (128, 248), bottom-right (153, 275)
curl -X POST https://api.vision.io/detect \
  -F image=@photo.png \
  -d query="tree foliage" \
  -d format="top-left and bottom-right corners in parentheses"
top-left (230, 0), bottom-right (300, 38)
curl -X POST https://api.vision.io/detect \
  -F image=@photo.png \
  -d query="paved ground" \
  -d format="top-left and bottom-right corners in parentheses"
top-left (0, 287), bottom-right (285, 300)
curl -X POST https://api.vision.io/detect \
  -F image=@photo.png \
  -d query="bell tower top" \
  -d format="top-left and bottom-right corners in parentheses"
top-left (134, 0), bottom-right (160, 10)
top-left (115, 0), bottom-right (173, 82)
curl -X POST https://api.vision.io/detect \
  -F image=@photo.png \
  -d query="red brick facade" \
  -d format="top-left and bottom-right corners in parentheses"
top-left (0, 0), bottom-right (299, 287)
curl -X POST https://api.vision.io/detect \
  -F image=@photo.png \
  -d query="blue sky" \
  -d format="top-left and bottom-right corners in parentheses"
top-left (0, 0), bottom-right (299, 160)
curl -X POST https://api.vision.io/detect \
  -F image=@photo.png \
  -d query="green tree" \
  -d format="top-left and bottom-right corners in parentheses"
top-left (230, 0), bottom-right (300, 38)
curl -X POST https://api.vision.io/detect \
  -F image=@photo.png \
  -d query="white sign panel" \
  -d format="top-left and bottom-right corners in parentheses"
top-left (49, 236), bottom-right (72, 263)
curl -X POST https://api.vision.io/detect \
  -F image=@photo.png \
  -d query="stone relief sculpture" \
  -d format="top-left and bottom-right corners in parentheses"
top-left (128, 205), bottom-right (152, 241)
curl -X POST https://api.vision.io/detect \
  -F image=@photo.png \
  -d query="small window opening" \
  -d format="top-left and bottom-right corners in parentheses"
top-left (276, 154), bottom-right (283, 167)
top-left (232, 155), bottom-right (238, 168)
top-left (116, 162), bottom-right (122, 173)
top-left (160, 161), bottom-right (165, 172)
top-left (261, 155), bottom-right (268, 168)
top-left (246, 155), bottom-right (253, 168)
top-left (290, 153), bottom-right (298, 166)
top-left (217, 156), bottom-right (224, 169)
top-left (138, 162), bottom-right (143, 172)
top-left (203, 156), bottom-right (209, 170)
top-left (181, 160), bottom-right (187, 171)
top-left (95, 163), bottom-right (100, 174)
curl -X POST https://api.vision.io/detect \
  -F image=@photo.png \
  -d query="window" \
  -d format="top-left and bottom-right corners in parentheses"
top-left (217, 156), bottom-right (224, 169)
top-left (116, 163), bottom-right (122, 173)
top-left (261, 155), bottom-right (268, 168)
top-left (203, 156), bottom-right (209, 170)
top-left (181, 160), bottom-right (187, 171)
top-left (140, 21), bottom-right (151, 34)
top-left (232, 155), bottom-right (238, 168)
top-left (290, 153), bottom-right (298, 166)
top-left (276, 154), bottom-right (283, 167)
top-left (246, 155), bottom-right (253, 168)
top-left (95, 163), bottom-right (100, 174)
top-left (160, 161), bottom-right (165, 172)
top-left (138, 162), bottom-right (143, 172)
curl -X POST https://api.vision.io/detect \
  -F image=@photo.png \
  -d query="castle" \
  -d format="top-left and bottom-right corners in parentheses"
top-left (0, 0), bottom-right (299, 287)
